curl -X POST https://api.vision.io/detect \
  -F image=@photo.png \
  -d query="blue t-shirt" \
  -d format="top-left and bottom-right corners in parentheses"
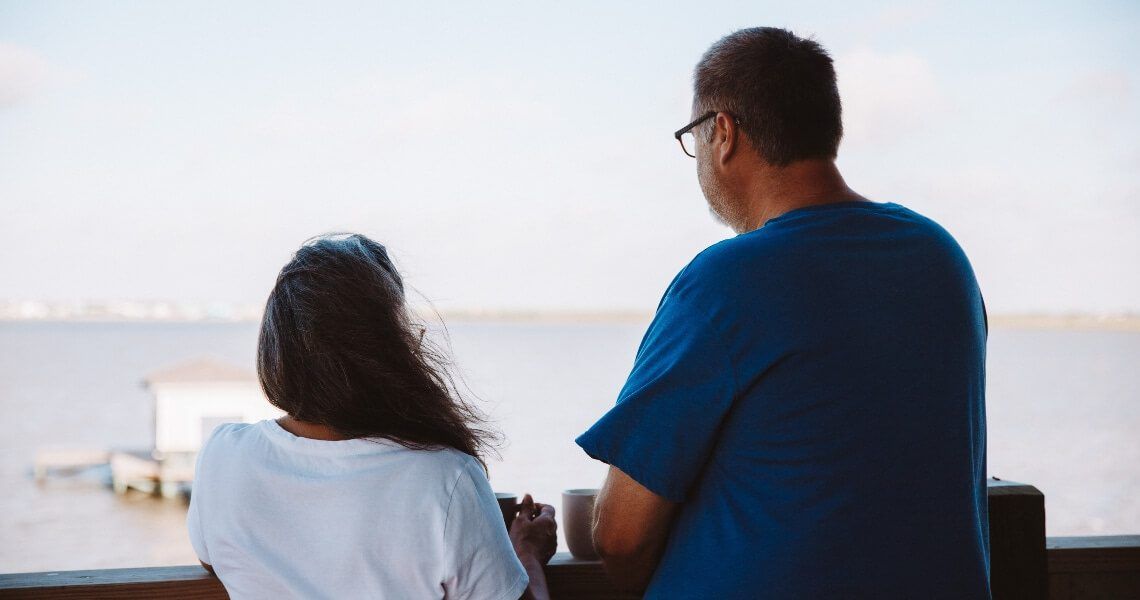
top-left (576, 201), bottom-right (989, 599)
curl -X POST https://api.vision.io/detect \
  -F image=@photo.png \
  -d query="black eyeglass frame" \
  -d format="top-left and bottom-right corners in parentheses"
top-left (675, 111), bottom-right (742, 158)
top-left (674, 111), bottom-right (715, 158)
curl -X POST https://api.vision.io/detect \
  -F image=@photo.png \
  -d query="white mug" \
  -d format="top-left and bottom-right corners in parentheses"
top-left (562, 488), bottom-right (600, 560)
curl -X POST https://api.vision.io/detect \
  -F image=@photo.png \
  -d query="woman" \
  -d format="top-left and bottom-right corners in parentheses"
top-left (187, 234), bottom-right (557, 599)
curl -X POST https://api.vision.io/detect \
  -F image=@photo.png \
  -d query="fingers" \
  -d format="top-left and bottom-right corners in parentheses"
top-left (536, 504), bottom-right (556, 522)
top-left (515, 494), bottom-right (556, 523)
top-left (529, 504), bottom-right (557, 537)
top-left (516, 494), bottom-right (535, 521)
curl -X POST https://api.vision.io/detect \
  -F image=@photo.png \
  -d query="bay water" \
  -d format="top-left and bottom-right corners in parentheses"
top-left (1, 320), bottom-right (1137, 573)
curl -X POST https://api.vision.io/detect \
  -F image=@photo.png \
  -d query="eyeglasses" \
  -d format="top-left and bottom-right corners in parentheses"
top-left (674, 112), bottom-right (714, 158)
top-left (673, 111), bottom-right (740, 158)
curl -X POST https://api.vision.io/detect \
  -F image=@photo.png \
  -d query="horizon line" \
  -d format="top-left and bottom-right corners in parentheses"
top-left (2, 305), bottom-right (1140, 331)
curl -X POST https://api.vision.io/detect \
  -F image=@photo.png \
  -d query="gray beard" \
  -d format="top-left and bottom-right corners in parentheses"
top-left (707, 204), bottom-right (730, 228)
top-left (697, 158), bottom-right (735, 231)
top-left (703, 186), bottom-right (744, 233)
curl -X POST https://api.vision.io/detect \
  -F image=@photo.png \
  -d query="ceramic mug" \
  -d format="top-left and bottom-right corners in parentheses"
top-left (562, 488), bottom-right (600, 560)
top-left (495, 492), bottom-right (518, 530)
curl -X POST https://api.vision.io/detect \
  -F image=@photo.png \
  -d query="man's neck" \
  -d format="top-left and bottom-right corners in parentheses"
top-left (738, 159), bottom-right (866, 232)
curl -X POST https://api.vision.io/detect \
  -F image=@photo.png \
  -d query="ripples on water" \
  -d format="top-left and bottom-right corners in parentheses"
top-left (1, 321), bottom-right (1137, 572)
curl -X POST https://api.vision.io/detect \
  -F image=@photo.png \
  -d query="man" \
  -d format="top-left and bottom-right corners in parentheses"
top-left (576, 28), bottom-right (989, 598)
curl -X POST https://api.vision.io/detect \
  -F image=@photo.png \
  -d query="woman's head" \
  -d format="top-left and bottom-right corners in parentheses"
top-left (257, 234), bottom-right (494, 463)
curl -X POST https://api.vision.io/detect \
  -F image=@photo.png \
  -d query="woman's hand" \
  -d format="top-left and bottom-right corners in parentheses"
top-left (509, 494), bottom-right (558, 565)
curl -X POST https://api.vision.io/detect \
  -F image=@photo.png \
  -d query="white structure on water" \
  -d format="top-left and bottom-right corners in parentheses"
top-left (105, 358), bottom-right (281, 497)
top-left (145, 357), bottom-right (281, 457)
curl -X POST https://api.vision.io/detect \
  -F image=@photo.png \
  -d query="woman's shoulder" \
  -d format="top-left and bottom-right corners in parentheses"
top-left (392, 448), bottom-right (491, 509)
top-left (200, 421), bottom-right (258, 452)
top-left (401, 446), bottom-right (484, 483)
top-left (210, 421), bottom-right (255, 438)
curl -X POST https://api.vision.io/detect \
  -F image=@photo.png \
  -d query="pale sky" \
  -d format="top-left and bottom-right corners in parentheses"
top-left (1, 0), bottom-right (1138, 314)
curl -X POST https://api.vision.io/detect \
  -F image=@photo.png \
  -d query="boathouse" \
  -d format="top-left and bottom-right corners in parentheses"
top-left (144, 357), bottom-right (280, 457)
top-left (106, 358), bottom-right (281, 497)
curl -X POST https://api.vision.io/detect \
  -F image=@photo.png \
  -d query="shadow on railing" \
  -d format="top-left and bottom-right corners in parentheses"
top-left (1, 480), bottom-right (1137, 600)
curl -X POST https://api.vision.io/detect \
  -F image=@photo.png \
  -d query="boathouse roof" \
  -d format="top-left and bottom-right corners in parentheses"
top-left (144, 357), bottom-right (256, 385)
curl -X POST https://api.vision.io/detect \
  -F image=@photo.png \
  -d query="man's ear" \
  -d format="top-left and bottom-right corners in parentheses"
top-left (713, 112), bottom-right (739, 166)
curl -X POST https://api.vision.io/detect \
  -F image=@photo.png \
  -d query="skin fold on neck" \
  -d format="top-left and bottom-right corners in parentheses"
top-left (697, 111), bottom-right (866, 234)
top-left (277, 415), bottom-right (351, 441)
top-left (737, 159), bottom-right (868, 232)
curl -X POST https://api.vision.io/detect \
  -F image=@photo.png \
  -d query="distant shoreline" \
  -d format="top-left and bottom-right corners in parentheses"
top-left (986, 314), bottom-right (1140, 332)
top-left (2, 307), bottom-right (1139, 331)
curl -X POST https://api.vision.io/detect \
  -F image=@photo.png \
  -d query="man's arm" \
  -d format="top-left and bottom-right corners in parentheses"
top-left (591, 466), bottom-right (680, 593)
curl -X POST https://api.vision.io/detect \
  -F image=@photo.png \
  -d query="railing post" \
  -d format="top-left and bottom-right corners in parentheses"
top-left (988, 479), bottom-right (1047, 599)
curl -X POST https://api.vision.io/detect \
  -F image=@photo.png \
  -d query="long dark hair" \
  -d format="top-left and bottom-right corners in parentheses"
top-left (257, 234), bottom-right (496, 466)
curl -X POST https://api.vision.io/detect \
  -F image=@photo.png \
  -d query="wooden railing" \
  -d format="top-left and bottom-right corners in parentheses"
top-left (988, 479), bottom-right (1046, 599)
top-left (1, 480), bottom-right (1137, 599)
top-left (1047, 535), bottom-right (1140, 600)
top-left (0, 556), bottom-right (633, 600)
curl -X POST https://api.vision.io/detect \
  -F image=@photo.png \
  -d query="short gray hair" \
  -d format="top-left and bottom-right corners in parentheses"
top-left (694, 27), bottom-right (843, 165)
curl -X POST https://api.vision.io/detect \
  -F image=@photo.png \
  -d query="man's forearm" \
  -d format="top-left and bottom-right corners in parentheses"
top-left (591, 466), bottom-right (679, 593)
top-left (598, 549), bottom-right (662, 594)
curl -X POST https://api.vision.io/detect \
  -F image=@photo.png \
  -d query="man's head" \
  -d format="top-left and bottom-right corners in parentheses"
top-left (689, 28), bottom-right (843, 230)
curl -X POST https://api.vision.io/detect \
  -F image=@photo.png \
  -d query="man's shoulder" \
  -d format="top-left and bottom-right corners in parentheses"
top-left (671, 202), bottom-right (976, 298)
top-left (718, 202), bottom-right (968, 264)
top-left (675, 229), bottom-right (787, 288)
top-left (881, 204), bottom-right (976, 274)
top-left (686, 228), bottom-right (773, 267)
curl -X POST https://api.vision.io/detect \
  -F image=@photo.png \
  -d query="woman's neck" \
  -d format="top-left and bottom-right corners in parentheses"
top-left (277, 416), bottom-right (350, 441)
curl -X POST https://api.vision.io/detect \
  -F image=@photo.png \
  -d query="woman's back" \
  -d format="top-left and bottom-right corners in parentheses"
top-left (188, 420), bottom-right (527, 599)
top-left (186, 234), bottom-right (556, 599)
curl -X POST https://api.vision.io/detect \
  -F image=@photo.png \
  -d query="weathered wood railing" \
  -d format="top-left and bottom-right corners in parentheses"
top-left (1, 480), bottom-right (1137, 599)
top-left (988, 479), bottom-right (1046, 599)
top-left (1047, 535), bottom-right (1140, 599)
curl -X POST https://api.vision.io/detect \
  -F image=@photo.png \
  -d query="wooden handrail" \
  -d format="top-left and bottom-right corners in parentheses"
top-left (6, 541), bottom-right (1136, 600)
top-left (1047, 536), bottom-right (1140, 600)
top-left (5, 480), bottom-right (1120, 600)
top-left (0, 556), bottom-right (632, 600)
top-left (0, 565), bottom-right (226, 599)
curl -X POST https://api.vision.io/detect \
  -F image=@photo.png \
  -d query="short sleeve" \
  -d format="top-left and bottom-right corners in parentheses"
top-left (186, 431), bottom-right (216, 563)
top-left (186, 489), bottom-right (209, 563)
top-left (576, 261), bottom-right (738, 502)
top-left (441, 459), bottom-right (528, 600)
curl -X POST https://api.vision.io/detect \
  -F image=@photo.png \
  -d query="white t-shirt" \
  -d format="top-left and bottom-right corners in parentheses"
top-left (187, 420), bottom-right (528, 600)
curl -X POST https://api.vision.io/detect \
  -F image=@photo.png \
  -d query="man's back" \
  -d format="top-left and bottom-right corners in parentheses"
top-left (577, 201), bottom-right (989, 598)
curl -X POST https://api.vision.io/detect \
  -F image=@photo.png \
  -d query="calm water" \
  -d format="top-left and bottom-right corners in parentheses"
top-left (1, 321), bottom-right (1137, 573)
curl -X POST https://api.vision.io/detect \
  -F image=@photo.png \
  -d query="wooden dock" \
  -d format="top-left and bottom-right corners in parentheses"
top-left (108, 451), bottom-right (160, 495)
top-left (109, 451), bottom-right (194, 498)
top-left (34, 447), bottom-right (192, 499)
top-left (33, 449), bottom-right (110, 481)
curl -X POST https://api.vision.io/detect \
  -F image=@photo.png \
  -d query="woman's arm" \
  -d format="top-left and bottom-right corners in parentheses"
top-left (509, 494), bottom-right (558, 600)
top-left (517, 555), bottom-right (549, 600)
